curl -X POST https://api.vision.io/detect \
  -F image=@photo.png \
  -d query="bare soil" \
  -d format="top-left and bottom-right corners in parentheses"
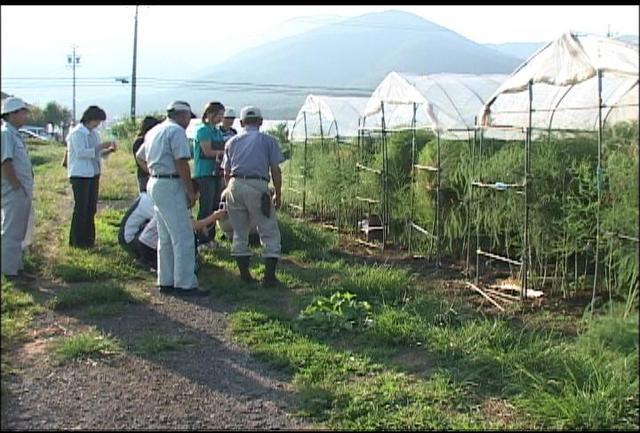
top-left (1, 279), bottom-right (314, 430)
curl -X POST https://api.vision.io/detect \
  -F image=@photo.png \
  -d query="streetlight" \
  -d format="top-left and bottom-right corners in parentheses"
top-left (66, 45), bottom-right (80, 124)
top-left (130, 5), bottom-right (139, 120)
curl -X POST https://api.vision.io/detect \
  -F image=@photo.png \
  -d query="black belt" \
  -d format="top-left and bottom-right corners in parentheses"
top-left (151, 174), bottom-right (180, 179)
top-left (231, 174), bottom-right (268, 181)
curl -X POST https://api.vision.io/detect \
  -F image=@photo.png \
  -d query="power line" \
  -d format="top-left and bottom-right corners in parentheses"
top-left (1, 76), bottom-right (376, 96)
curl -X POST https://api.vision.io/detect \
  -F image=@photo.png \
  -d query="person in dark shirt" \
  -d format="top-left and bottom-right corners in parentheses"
top-left (131, 116), bottom-right (161, 193)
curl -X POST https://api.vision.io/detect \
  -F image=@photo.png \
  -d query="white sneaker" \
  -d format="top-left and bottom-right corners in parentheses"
top-left (198, 241), bottom-right (219, 252)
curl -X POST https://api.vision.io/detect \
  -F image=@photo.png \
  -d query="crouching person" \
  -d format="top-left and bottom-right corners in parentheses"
top-left (117, 191), bottom-right (158, 270)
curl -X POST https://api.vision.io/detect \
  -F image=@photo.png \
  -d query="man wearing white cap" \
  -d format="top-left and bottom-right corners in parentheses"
top-left (220, 107), bottom-right (238, 143)
top-left (222, 106), bottom-right (284, 286)
top-left (216, 106), bottom-right (238, 204)
top-left (1, 97), bottom-right (33, 279)
top-left (135, 100), bottom-right (206, 296)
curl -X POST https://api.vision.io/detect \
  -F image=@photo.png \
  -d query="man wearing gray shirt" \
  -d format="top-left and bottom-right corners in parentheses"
top-left (136, 101), bottom-right (206, 296)
top-left (1, 97), bottom-right (33, 279)
top-left (222, 106), bottom-right (284, 286)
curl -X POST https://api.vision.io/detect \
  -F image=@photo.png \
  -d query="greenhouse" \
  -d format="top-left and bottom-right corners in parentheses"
top-left (284, 94), bottom-right (369, 222)
top-left (289, 94), bottom-right (369, 142)
top-left (473, 32), bottom-right (639, 300)
top-left (356, 72), bottom-right (508, 255)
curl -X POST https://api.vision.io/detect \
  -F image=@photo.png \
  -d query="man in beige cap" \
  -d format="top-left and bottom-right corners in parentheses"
top-left (222, 105), bottom-right (284, 286)
top-left (1, 97), bottom-right (33, 279)
top-left (135, 100), bottom-right (206, 296)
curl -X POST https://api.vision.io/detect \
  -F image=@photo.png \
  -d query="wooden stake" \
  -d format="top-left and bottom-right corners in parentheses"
top-left (466, 282), bottom-right (505, 312)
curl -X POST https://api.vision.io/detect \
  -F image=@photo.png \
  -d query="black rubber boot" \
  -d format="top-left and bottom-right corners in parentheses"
top-left (235, 256), bottom-right (256, 284)
top-left (263, 258), bottom-right (279, 287)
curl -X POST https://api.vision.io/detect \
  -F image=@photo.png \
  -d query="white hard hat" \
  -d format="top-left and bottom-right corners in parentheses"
top-left (1, 97), bottom-right (28, 115)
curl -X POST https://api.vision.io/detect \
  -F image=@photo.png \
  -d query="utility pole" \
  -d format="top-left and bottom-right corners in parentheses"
top-left (130, 5), bottom-right (139, 120)
top-left (66, 45), bottom-right (80, 125)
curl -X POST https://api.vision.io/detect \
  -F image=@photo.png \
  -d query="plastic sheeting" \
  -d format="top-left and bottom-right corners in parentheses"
top-left (186, 118), bottom-right (292, 140)
top-left (481, 33), bottom-right (639, 134)
top-left (362, 72), bottom-right (508, 138)
top-left (289, 95), bottom-right (369, 141)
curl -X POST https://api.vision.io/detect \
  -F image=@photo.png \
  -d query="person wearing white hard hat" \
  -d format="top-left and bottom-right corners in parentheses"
top-left (222, 106), bottom-right (284, 286)
top-left (1, 97), bottom-right (33, 279)
top-left (135, 100), bottom-right (206, 296)
top-left (220, 107), bottom-right (238, 143)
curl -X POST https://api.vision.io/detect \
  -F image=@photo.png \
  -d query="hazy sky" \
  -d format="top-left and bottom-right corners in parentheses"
top-left (1, 5), bottom-right (638, 113)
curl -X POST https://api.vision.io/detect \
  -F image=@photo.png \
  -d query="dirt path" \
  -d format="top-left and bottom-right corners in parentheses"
top-left (1, 281), bottom-right (313, 430)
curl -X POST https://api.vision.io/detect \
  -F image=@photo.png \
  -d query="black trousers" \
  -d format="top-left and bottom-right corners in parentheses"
top-left (137, 173), bottom-right (149, 193)
top-left (69, 176), bottom-right (98, 248)
top-left (195, 176), bottom-right (220, 244)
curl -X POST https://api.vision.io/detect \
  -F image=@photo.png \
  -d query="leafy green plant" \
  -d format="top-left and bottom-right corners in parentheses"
top-left (298, 291), bottom-right (372, 333)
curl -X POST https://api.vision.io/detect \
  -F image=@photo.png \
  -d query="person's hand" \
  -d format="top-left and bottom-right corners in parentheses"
top-left (273, 193), bottom-right (281, 210)
top-left (102, 141), bottom-right (117, 152)
top-left (213, 208), bottom-right (227, 219)
top-left (186, 190), bottom-right (197, 208)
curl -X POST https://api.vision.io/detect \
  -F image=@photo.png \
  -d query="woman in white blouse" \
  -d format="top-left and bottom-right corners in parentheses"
top-left (65, 106), bottom-right (115, 248)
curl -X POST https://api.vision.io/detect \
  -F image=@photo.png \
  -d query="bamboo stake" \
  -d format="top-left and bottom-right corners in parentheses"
top-left (485, 288), bottom-right (520, 302)
top-left (466, 282), bottom-right (505, 311)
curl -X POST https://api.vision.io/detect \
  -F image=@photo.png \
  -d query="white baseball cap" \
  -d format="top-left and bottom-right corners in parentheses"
top-left (223, 107), bottom-right (237, 118)
top-left (240, 106), bottom-right (262, 121)
top-left (166, 100), bottom-right (196, 118)
top-left (1, 97), bottom-right (29, 115)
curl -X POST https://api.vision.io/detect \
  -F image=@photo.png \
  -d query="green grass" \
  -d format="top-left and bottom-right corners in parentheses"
top-left (53, 328), bottom-right (123, 362)
top-left (2, 137), bottom-right (637, 430)
top-left (132, 332), bottom-right (196, 355)
top-left (48, 282), bottom-right (146, 310)
top-left (1, 277), bottom-right (45, 349)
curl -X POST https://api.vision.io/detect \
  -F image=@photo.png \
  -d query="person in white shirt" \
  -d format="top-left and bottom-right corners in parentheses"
top-left (135, 100), bottom-right (205, 296)
top-left (1, 97), bottom-right (33, 279)
top-left (117, 191), bottom-right (158, 268)
top-left (66, 106), bottom-right (116, 248)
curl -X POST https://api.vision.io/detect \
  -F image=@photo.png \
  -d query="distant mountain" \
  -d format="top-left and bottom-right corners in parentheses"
top-left (615, 34), bottom-right (639, 46)
top-left (136, 9), bottom-right (523, 119)
top-left (484, 42), bottom-right (546, 60)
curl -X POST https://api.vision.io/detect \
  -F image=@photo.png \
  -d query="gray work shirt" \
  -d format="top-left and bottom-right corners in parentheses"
top-left (1, 121), bottom-right (34, 196)
top-left (222, 126), bottom-right (284, 181)
top-left (136, 118), bottom-right (191, 176)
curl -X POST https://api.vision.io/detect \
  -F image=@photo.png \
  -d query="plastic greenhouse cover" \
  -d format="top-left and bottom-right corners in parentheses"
top-left (362, 71), bottom-right (508, 139)
top-left (481, 33), bottom-right (639, 137)
top-left (289, 95), bottom-right (369, 141)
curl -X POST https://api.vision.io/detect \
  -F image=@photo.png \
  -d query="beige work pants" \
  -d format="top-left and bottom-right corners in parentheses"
top-left (225, 178), bottom-right (281, 258)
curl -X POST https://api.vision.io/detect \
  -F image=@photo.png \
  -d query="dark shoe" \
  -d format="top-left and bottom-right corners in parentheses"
top-left (262, 257), bottom-right (280, 287)
top-left (19, 271), bottom-right (37, 281)
top-left (174, 288), bottom-right (208, 297)
top-left (235, 256), bottom-right (257, 284)
top-left (157, 285), bottom-right (175, 293)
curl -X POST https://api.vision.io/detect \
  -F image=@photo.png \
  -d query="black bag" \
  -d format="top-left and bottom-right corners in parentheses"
top-left (260, 192), bottom-right (271, 218)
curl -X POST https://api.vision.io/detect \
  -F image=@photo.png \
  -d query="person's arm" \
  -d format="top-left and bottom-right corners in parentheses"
top-left (199, 139), bottom-right (224, 159)
top-left (134, 141), bottom-right (149, 174)
top-left (1, 160), bottom-right (23, 191)
top-left (271, 164), bottom-right (282, 210)
top-left (222, 144), bottom-right (231, 185)
top-left (136, 158), bottom-right (149, 174)
top-left (192, 208), bottom-right (227, 232)
top-left (175, 158), bottom-right (195, 207)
